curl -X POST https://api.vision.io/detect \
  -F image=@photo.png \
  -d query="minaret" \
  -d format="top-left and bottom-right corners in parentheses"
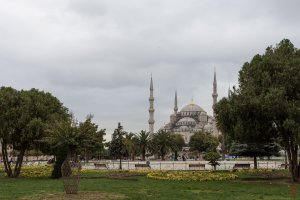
top-left (212, 69), bottom-right (218, 117)
top-left (174, 90), bottom-right (178, 114)
top-left (148, 75), bottom-right (155, 134)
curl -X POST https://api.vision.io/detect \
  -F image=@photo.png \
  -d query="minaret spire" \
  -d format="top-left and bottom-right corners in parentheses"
top-left (174, 90), bottom-right (178, 114)
top-left (212, 68), bottom-right (218, 117)
top-left (148, 75), bottom-right (155, 134)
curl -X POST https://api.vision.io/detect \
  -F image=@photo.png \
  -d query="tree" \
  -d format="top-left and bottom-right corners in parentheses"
top-left (135, 130), bottom-right (151, 161)
top-left (109, 123), bottom-right (126, 169)
top-left (229, 142), bottom-right (280, 169)
top-left (240, 39), bottom-right (300, 181)
top-left (123, 132), bottom-right (138, 160)
top-left (204, 152), bottom-right (221, 170)
top-left (215, 92), bottom-right (279, 169)
top-left (171, 134), bottom-right (185, 161)
top-left (151, 130), bottom-right (173, 160)
top-left (189, 132), bottom-right (218, 158)
top-left (44, 115), bottom-right (105, 178)
top-left (77, 115), bottom-right (106, 162)
top-left (216, 39), bottom-right (300, 182)
top-left (0, 87), bottom-right (68, 178)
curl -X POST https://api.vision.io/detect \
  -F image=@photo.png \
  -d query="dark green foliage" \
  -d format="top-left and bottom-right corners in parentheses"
top-left (0, 87), bottom-right (68, 178)
top-left (45, 115), bottom-right (106, 177)
top-left (123, 132), bottom-right (138, 160)
top-left (109, 123), bottom-right (126, 169)
top-left (216, 39), bottom-right (300, 181)
top-left (109, 123), bottom-right (126, 159)
top-left (151, 130), bottom-right (174, 160)
top-left (189, 132), bottom-right (218, 154)
top-left (135, 130), bottom-right (151, 161)
top-left (171, 134), bottom-right (185, 161)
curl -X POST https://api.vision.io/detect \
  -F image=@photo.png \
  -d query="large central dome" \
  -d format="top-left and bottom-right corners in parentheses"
top-left (180, 103), bottom-right (205, 112)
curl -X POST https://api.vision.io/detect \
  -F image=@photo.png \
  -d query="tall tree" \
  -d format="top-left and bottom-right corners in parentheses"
top-left (109, 123), bottom-right (126, 169)
top-left (216, 39), bottom-right (300, 181)
top-left (0, 87), bottom-right (68, 178)
top-left (239, 39), bottom-right (300, 181)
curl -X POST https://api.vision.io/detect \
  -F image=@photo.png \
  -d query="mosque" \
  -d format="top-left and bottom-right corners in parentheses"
top-left (148, 70), bottom-right (220, 145)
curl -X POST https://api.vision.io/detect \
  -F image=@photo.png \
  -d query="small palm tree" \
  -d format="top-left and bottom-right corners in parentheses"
top-left (123, 132), bottom-right (137, 160)
top-left (136, 130), bottom-right (150, 161)
top-left (151, 130), bottom-right (173, 160)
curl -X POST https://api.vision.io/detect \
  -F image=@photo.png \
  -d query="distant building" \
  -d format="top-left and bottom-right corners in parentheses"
top-left (148, 70), bottom-right (220, 145)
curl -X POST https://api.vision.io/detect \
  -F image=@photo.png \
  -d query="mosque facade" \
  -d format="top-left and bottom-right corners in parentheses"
top-left (148, 70), bottom-right (220, 145)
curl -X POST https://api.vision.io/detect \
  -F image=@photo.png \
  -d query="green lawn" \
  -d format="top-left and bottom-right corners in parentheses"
top-left (0, 170), bottom-right (299, 200)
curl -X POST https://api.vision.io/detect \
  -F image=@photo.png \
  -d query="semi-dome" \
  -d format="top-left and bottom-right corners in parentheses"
top-left (180, 103), bottom-right (205, 113)
top-left (176, 117), bottom-right (196, 126)
top-left (178, 117), bottom-right (196, 123)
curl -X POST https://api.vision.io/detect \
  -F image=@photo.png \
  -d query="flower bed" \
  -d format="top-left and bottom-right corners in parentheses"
top-left (147, 171), bottom-right (238, 181)
top-left (20, 165), bottom-right (53, 178)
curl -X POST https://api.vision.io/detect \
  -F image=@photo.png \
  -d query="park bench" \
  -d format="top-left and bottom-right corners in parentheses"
top-left (135, 163), bottom-right (151, 170)
top-left (94, 163), bottom-right (108, 169)
top-left (189, 164), bottom-right (205, 170)
top-left (233, 163), bottom-right (250, 170)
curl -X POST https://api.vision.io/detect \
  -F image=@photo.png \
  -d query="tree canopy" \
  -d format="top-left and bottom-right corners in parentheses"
top-left (215, 39), bottom-right (300, 181)
top-left (189, 132), bottom-right (218, 155)
top-left (0, 87), bottom-right (68, 178)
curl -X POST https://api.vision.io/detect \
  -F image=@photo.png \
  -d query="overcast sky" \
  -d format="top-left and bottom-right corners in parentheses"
top-left (1, 0), bottom-right (300, 141)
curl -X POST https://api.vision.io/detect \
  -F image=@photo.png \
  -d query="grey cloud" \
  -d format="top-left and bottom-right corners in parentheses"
top-left (1, 0), bottom-right (300, 141)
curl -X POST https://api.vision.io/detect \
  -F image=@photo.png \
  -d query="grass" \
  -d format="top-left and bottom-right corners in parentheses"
top-left (0, 170), bottom-right (299, 200)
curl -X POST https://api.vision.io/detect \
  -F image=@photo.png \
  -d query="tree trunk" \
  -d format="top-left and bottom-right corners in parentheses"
top-left (131, 153), bottom-right (135, 161)
top-left (285, 141), bottom-right (300, 182)
top-left (142, 149), bottom-right (146, 161)
top-left (253, 155), bottom-right (257, 169)
top-left (284, 149), bottom-right (288, 170)
top-left (174, 151), bottom-right (178, 161)
top-left (161, 153), bottom-right (165, 161)
top-left (119, 156), bottom-right (122, 170)
top-left (14, 146), bottom-right (26, 178)
top-left (1, 141), bottom-right (12, 177)
top-left (222, 134), bottom-right (225, 160)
